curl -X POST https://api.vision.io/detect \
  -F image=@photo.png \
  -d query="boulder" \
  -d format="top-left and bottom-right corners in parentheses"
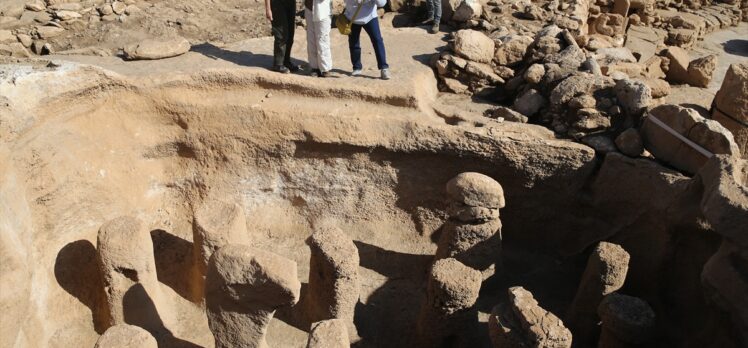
top-left (35, 25), bottom-right (65, 39)
top-left (191, 199), bottom-right (251, 301)
top-left (124, 37), bottom-right (191, 60)
top-left (305, 226), bottom-right (359, 337)
top-left (206, 245), bottom-right (301, 348)
top-left (417, 258), bottom-right (482, 347)
top-left (513, 88), bottom-right (547, 117)
top-left (306, 319), bottom-right (349, 348)
top-left (453, 30), bottom-right (495, 64)
top-left (645, 78), bottom-right (670, 98)
top-left (686, 54), bottom-right (717, 88)
top-left (567, 242), bottom-right (630, 347)
top-left (452, 0), bottom-right (482, 22)
top-left (614, 79), bottom-right (652, 117)
top-left (445, 172), bottom-right (505, 208)
top-left (597, 293), bottom-right (656, 347)
top-left (615, 128), bottom-right (644, 157)
top-left (702, 240), bottom-right (748, 344)
top-left (641, 104), bottom-right (740, 175)
top-left (712, 63), bottom-right (748, 157)
top-left (97, 216), bottom-right (170, 332)
top-left (524, 63), bottom-right (545, 84)
top-left (94, 325), bottom-right (158, 348)
top-left (0, 30), bottom-right (13, 43)
top-left (489, 287), bottom-right (573, 348)
top-left (664, 46), bottom-right (690, 84)
top-left (494, 35), bottom-right (533, 66)
top-left (697, 155), bottom-right (748, 247)
top-left (491, 106), bottom-right (529, 123)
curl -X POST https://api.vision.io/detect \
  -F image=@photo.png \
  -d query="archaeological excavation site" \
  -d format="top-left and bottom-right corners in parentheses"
top-left (0, 0), bottom-right (747, 346)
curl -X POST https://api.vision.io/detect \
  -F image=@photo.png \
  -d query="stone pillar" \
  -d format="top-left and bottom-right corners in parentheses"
top-left (489, 286), bottom-right (572, 348)
top-left (711, 63), bottom-right (747, 157)
top-left (305, 226), bottom-right (359, 338)
top-left (566, 242), bottom-right (630, 347)
top-left (191, 199), bottom-right (250, 301)
top-left (97, 216), bottom-right (168, 332)
top-left (436, 172), bottom-right (505, 279)
top-left (417, 258), bottom-right (482, 347)
top-left (205, 244), bottom-right (301, 348)
top-left (306, 319), bottom-right (350, 348)
top-left (597, 293), bottom-right (656, 348)
top-left (94, 324), bottom-right (158, 348)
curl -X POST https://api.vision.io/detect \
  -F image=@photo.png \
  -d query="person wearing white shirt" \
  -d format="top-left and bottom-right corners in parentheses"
top-left (343, 0), bottom-right (391, 80)
top-left (305, 0), bottom-right (332, 77)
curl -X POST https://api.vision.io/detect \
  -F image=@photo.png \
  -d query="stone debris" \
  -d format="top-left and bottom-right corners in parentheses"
top-left (489, 286), bottom-right (573, 348)
top-left (94, 324), bottom-right (158, 348)
top-left (566, 242), bottom-right (630, 347)
top-left (305, 226), bottom-right (360, 337)
top-left (615, 128), bottom-right (644, 157)
top-left (417, 258), bottom-right (482, 347)
top-left (205, 244), bottom-right (301, 348)
top-left (436, 172), bottom-right (504, 277)
top-left (306, 319), bottom-right (350, 348)
top-left (191, 199), bottom-right (251, 301)
top-left (712, 63), bottom-right (748, 158)
top-left (640, 104), bottom-right (740, 175)
top-left (597, 293), bottom-right (656, 348)
top-left (124, 37), bottom-right (191, 61)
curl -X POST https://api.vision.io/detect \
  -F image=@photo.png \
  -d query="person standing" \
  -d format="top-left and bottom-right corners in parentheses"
top-left (344, 0), bottom-right (391, 80)
top-left (265, 0), bottom-right (301, 73)
top-left (423, 0), bottom-right (441, 34)
top-left (305, 0), bottom-right (332, 77)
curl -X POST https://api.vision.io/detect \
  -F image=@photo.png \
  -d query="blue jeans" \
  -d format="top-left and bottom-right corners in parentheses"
top-left (427, 0), bottom-right (441, 23)
top-left (349, 17), bottom-right (389, 71)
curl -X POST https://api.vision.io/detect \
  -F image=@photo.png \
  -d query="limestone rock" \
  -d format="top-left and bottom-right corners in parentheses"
top-left (453, 29), bottom-right (495, 64)
top-left (513, 88), bottom-right (547, 117)
top-left (697, 155), bottom-right (748, 247)
top-left (94, 324), bottom-right (158, 348)
top-left (445, 172), bottom-right (505, 208)
top-left (25, 1), bottom-right (46, 12)
top-left (494, 35), bottom-right (533, 66)
top-left (306, 319), bottom-right (349, 348)
top-left (686, 54), bottom-right (717, 88)
top-left (491, 106), bottom-right (528, 123)
top-left (452, 0), bottom-right (482, 22)
top-left (614, 79), bottom-right (652, 117)
top-left (615, 128), bottom-right (644, 157)
top-left (192, 199), bottom-right (250, 301)
top-left (112, 1), bottom-right (126, 15)
top-left (97, 216), bottom-right (169, 331)
top-left (525, 63), bottom-right (545, 84)
top-left (0, 30), bottom-right (14, 44)
top-left (665, 46), bottom-right (690, 84)
top-left (206, 244), bottom-right (301, 348)
top-left (597, 293), bottom-right (656, 347)
top-left (712, 63), bottom-right (748, 157)
top-left (124, 37), bottom-right (191, 60)
top-left (646, 78), bottom-right (670, 98)
top-left (305, 226), bottom-right (359, 336)
top-left (702, 240), bottom-right (748, 344)
top-left (489, 287), bottom-right (573, 348)
top-left (641, 104), bottom-right (740, 175)
top-left (55, 10), bottom-right (81, 21)
top-left (35, 25), bottom-right (64, 39)
top-left (417, 258), bottom-right (481, 347)
top-left (567, 242), bottom-right (630, 347)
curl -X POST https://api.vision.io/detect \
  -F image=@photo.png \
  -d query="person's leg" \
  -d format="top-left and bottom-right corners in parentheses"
top-left (305, 8), bottom-right (319, 70)
top-left (348, 23), bottom-right (363, 71)
top-left (362, 18), bottom-right (388, 70)
top-left (433, 0), bottom-right (441, 24)
top-left (426, 0), bottom-right (435, 22)
top-left (317, 15), bottom-right (332, 73)
top-left (283, 0), bottom-right (296, 67)
top-left (270, 0), bottom-right (288, 67)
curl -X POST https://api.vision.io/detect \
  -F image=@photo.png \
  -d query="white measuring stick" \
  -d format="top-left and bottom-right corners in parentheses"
top-left (648, 115), bottom-right (714, 159)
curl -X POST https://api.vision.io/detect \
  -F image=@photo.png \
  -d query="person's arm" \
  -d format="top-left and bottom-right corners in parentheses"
top-left (265, 0), bottom-right (273, 21)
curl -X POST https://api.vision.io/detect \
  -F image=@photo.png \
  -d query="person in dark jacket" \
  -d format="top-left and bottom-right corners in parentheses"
top-left (265, 0), bottom-right (301, 73)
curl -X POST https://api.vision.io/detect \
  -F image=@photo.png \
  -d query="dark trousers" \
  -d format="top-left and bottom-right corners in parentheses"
top-left (271, 0), bottom-right (296, 67)
top-left (349, 17), bottom-right (389, 70)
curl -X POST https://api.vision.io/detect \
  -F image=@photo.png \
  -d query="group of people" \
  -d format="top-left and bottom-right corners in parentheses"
top-left (264, 0), bottom-right (442, 79)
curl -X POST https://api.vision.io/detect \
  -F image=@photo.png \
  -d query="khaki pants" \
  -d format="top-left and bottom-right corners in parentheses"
top-left (305, 8), bottom-right (332, 73)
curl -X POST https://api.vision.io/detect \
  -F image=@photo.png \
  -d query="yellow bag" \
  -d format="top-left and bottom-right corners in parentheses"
top-left (336, 2), bottom-right (364, 35)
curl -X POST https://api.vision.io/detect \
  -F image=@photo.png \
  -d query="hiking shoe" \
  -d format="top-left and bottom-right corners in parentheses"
top-left (286, 63), bottom-right (303, 73)
top-left (310, 69), bottom-right (321, 77)
top-left (380, 68), bottom-right (391, 80)
top-left (351, 69), bottom-right (363, 77)
top-left (429, 23), bottom-right (439, 34)
top-left (273, 65), bottom-right (290, 74)
top-left (320, 71), bottom-right (331, 78)
top-left (419, 18), bottom-right (434, 25)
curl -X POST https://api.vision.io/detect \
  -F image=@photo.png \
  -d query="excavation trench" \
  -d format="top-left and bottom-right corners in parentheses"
top-left (0, 62), bottom-right (738, 347)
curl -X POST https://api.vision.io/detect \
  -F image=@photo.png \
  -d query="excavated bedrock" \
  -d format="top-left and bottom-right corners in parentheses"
top-left (0, 58), bottom-right (742, 347)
